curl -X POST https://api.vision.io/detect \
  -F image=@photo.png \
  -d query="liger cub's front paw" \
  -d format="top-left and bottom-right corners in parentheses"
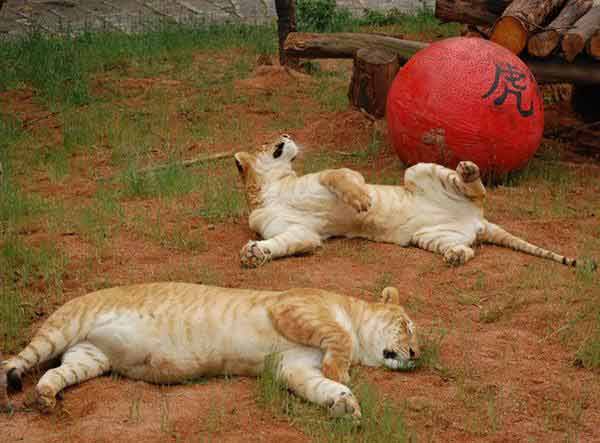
top-left (240, 241), bottom-right (272, 268)
top-left (456, 161), bottom-right (480, 183)
top-left (341, 187), bottom-right (372, 213)
top-left (329, 391), bottom-right (362, 420)
top-left (443, 245), bottom-right (475, 266)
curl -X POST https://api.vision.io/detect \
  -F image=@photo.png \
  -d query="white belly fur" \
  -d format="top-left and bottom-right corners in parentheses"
top-left (80, 289), bottom-right (300, 383)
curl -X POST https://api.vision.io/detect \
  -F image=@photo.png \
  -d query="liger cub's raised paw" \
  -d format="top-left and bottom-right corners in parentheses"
top-left (240, 241), bottom-right (272, 268)
top-left (456, 161), bottom-right (480, 183)
top-left (443, 245), bottom-right (475, 266)
top-left (341, 187), bottom-right (372, 213)
top-left (329, 391), bottom-right (362, 420)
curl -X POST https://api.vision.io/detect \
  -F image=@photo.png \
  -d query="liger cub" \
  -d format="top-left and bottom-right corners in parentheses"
top-left (1, 283), bottom-right (419, 420)
top-left (235, 135), bottom-right (579, 268)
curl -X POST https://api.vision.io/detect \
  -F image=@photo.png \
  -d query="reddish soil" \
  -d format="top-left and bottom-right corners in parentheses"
top-left (1, 62), bottom-right (600, 443)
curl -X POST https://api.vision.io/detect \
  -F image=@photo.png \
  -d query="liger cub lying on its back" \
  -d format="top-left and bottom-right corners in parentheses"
top-left (1, 283), bottom-right (419, 419)
top-left (235, 135), bottom-right (579, 268)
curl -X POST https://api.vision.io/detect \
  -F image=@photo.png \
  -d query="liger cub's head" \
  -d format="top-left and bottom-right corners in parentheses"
top-left (234, 134), bottom-right (299, 209)
top-left (365, 287), bottom-right (420, 371)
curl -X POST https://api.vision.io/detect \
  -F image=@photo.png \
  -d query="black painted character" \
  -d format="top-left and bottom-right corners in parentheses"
top-left (482, 63), bottom-right (534, 117)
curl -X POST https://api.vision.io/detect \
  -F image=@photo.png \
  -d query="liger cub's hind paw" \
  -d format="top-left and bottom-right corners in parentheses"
top-left (456, 161), bottom-right (480, 183)
top-left (329, 392), bottom-right (362, 420)
top-left (443, 245), bottom-right (475, 266)
top-left (240, 241), bottom-right (272, 268)
top-left (25, 387), bottom-right (56, 414)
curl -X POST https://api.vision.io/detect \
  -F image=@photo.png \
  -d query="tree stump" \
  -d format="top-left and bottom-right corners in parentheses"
top-left (348, 48), bottom-right (400, 119)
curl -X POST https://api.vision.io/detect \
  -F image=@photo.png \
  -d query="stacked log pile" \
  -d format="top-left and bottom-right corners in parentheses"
top-left (436, 1), bottom-right (600, 156)
top-left (436, 0), bottom-right (600, 62)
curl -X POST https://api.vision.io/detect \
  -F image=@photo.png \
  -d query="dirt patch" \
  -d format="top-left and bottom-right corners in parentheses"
top-left (235, 65), bottom-right (313, 93)
top-left (2, 50), bottom-right (600, 443)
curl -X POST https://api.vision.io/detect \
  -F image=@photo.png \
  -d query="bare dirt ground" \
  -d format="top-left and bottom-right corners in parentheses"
top-left (1, 52), bottom-right (599, 442)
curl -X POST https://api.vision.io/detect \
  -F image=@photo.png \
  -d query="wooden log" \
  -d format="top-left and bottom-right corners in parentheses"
top-left (528, 0), bottom-right (593, 57)
top-left (275, 0), bottom-right (299, 67)
top-left (283, 32), bottom-right (600, 85)
top-left (435, 0), bottom-right (513, 26)
top-left (491, 0), bottom-right (568, 54)
top-left (525, 57), bottom-right (600, 84)
top-left (563, 5), bottom-right (600, 61)
top-left (284, 32), bottom-right (426, 61)
top-left (588, 29), bottom-right (600, 59)
top-left (463, 24), bottom-right (493, 38)
top-left (348, 48), bottom-right (400, 118)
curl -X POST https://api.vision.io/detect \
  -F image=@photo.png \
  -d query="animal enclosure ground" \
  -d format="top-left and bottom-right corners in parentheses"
top-left (1, 19), bottom-right (600, 443)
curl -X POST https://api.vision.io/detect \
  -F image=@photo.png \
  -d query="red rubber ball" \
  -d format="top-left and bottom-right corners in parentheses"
top-left (386, 37), bottom-right (544, 175)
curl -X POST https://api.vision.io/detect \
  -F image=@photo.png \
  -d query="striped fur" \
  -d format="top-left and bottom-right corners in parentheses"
top-left (1, 283), bottom-right (419, 418)
top-left (0, 351), bottom-right (10, 412)
top-left (236, 135), bottom-right (579, 268)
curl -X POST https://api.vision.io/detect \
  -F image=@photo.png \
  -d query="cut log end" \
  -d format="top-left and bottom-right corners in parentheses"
top-left (491, 16), bottom-right (528, 54)
top-left (528, 30), bottom-right (561, 57)
top-left (589, 31), bottom-right (600, 60)
top-left (356, 48), bottom-right (398, 65)
top-left (562, 33), bottom-right (586, 62)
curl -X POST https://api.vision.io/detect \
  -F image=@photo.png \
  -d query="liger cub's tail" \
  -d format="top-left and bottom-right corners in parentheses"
top-left (481, 221), bottom-right (578, 267)
top-left (2, 299), bottom-right (90, 393)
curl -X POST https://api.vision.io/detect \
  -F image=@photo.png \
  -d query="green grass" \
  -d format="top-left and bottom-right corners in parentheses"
top-left (0, 24), bottom-right (277, 108)
top-left (0, 173), bottom-right (46, 234)
top-left (0, 235), bottom-right (68, 293)
top-left (0, 287), bottom-right (30, 352)
top-left (129, 209), bottom-right (206, 252)
top-left (361, 7), bottom-right (462, 39)
top-left (416, 323), bottom-right (448, 374)
top-left (295, 1), bottom-right (461, 39)
top-left (196, 165), bottom-right (246, 223)
top-left (256, 354), bottom-right (410, 442)
top-left (120, 161), bottom-right (200, 199)
top-left (310, 70), bottom-right (350, 112)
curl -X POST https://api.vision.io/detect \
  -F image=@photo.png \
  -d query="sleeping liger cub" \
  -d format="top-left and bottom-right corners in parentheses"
top-left (1, 283), bottom-right (419, 419)
top-left (235, 135), bottom-right (579, 268)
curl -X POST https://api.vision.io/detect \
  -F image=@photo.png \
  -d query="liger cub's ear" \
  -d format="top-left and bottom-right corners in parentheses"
top-left (380, 287), bottom-right (400, 304)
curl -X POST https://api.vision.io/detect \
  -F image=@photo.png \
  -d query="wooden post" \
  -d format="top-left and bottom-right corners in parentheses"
top-left (491, 0), bottom-right (568, 54)
top-left (348, 48), bottom-right (400, 118)
top-left (527, 0), bottom-right (593, 57)
top-left (562, 5), bottom-right (600, 62)
top-left (275, 0), bottom-right (299, 67)
top-left (435, 0), bottom-right (513, 26)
